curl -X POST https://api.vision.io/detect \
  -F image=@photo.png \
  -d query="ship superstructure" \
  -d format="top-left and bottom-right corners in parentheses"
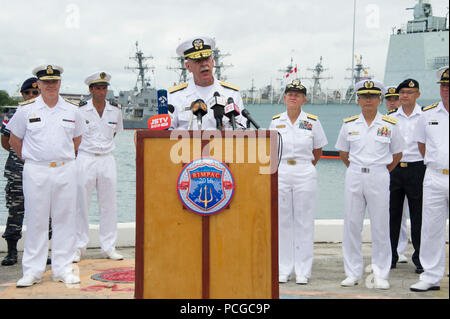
top-left (384, 0), bottom-right (449, 103)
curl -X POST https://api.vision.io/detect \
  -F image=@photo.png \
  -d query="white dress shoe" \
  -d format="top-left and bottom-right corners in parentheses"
top-left (279, 274), bottom-right (289, 283)
top-left (53, 273), bottom-right (80, 285)
top-left (341, 277), bottom-right (359, 287)
top-left (16, 274), bottom-right (41, 287)
top-left (72, 249), bottom-right (81, 263)
top-left (374, 277), bottom-right (390, 290)
top-left (410, 280), bottom-right (440, 292)
top-left (398, 254), bottom-right (408, 263)
top-left (296, 276), bottom-right (308, 285)
top-left (103, 250), bottom-right (124, 260)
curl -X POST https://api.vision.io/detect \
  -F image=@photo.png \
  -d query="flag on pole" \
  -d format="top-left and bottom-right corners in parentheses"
top-left (286, 66), bottom-right (298, 78)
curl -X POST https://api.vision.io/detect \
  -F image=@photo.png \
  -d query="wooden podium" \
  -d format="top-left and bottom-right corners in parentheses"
top-left (135, 130), bottom-right (278, 299)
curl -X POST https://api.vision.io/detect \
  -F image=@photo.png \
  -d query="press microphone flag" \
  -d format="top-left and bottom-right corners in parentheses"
top-left (148, 114), bottom-right (171, 130)
top-left (157, 89), bottom-right (168, 114)
top-left (224, 97), bottom-right (240, 130)
top-left (208, 92), bottom-right (226, 130)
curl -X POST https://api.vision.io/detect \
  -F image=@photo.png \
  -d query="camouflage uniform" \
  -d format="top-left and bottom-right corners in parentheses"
top-left (1, 109), bottom-right (25, 242)
top-left (1, 110), bottom-right (53, 242)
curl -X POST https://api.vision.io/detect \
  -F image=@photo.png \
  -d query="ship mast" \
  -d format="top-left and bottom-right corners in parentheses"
top-left (168, 56), bottom-right (188, 84)
top-left (125, 41), bottom-right (154, 92)
top-left (213, 47), bottom-right (233, 81)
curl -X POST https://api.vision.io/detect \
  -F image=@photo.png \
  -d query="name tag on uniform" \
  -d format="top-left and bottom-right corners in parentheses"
top-left (276, 125), bottom-right (286, 128)
top-left (348, 131), bottom-right (359, 135)
top-left (108, 121), bottom-right (118, 125)
top-left (29, 118), bottom-right (41, 123)
top-left (63, 119), bottom-right (75, 123)
top-left (428, 121), bottom-right (439, 125)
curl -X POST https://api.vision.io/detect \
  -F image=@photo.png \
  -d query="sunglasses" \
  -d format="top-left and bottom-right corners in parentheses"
top-left (23, 89), bottom-right (39, 96)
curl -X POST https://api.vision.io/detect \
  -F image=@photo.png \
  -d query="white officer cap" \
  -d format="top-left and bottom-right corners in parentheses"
top-left (436, 66), bottom-right (449, 84)
top-left (84, 71), bottom-right (111, 87)
top-left (384, 85), bottom-right (399, 98)
top-left (32, 64), bottom-right (64, 81)
top-left (176, 36), bottom-right (216, 60)
top-left (355, 79), bottom-right (385, 96)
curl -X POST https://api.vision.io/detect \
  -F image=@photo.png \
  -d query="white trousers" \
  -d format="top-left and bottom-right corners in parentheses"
top-left (343, 165), bottom-right (391, 280)
top-left (76, 152), bottom-right (118, 254)
top-left (278, 161), bottom-right (317, 278)
top-left (22, 160), bottom-right (77, 278)
top-left (419, 168), bottom-right (449, 285)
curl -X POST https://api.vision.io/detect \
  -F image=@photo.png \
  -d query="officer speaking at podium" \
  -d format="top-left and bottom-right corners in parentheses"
top-left (168, 36), bottom-right (247, 130)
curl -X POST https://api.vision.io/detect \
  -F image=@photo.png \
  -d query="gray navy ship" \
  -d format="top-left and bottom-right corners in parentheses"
top-left (118, 42), bottom-right (158, 129)
top-left (384, 0), bottom-right (449, 104)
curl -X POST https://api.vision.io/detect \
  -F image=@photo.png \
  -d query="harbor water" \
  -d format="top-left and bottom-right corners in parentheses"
top-left (0, 102), bottom-right (389, 225)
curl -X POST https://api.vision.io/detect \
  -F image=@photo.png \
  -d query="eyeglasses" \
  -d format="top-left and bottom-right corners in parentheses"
top-left (23, 89), bottom-right (39, 96)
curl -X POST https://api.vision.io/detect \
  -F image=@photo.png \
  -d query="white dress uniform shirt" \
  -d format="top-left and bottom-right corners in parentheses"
top-left (389, 104), bottom-right (423, 162)
top-left (78, 100), bottom-right (123, 154)
top-left (75, 99), bottom-right (124, 255)
top-left (168, 78), bottom-right (247, 130)
top-left (335, 112), bottom-right (405, 167)
top-left (413, 101), bottom-right (449, 286)
top-left (269, 111), bottom-right (328, 160)
top-left (335, 112), bottom-right (405, 282)
top-left (270, 111), bottom-right (328, 281)
top-left (6, 95), bottom-right (85, 161)
top-left (5, 95), bottom-right (85, 280)
top-left (414, 101), bottom-right (449, 170)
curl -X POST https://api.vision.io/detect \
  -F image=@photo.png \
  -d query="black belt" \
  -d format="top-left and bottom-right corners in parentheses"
top-left (397, 161), bottom-right (424, 168)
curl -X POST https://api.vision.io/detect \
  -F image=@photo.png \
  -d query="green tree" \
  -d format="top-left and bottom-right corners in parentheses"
top-left (0, 90), bottom-right (19, 107)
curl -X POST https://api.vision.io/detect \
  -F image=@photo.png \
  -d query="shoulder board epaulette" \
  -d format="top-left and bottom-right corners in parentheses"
top-left (344, 115), bottom-right (359, 123)
top-left (18, 98), bottom-right (36, 106)
top-left (382, 115), bottom-right (398, 125)
top-left (220, 81), bottom-right (239, 91)
top-left (272, 113), bottom-right (281, 120)
top-left (422, 102), bottom-right (439, 112)
top-left (79, 101), bottom-right (87, 107)
top-left (168, 82), bottom-right (188, 94)
top-left (306, 113), bottom-right (318, 121)
top-left (63, 98), bottom-right (79, 106)
top-left (387, 108), bottom-right (398, 115)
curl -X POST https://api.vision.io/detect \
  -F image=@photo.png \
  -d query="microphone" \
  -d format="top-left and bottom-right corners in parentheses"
top-left (224, 97), bottom-right (240, 130)
top-left (157, 89), bottom-right (168, 114)
top-left (167, 104), bottom-right (175, 114)
top-left (208, 92), bottom-right (226, 130)
top-left (190, 99), bottom-right (207, 129)
top-left (241, 109), bottom-right (261, 129)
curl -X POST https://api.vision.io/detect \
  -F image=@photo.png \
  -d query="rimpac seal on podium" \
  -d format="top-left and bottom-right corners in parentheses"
top-left (177, 158), bottom-right (235, 216)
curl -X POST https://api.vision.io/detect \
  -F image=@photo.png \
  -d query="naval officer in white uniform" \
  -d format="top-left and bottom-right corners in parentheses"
top-left (270, 79), bottom-right (328, 285)
top-left (168, 36), bottom-right (247, 130)
top-left (7, 65), bottom-right (85, 287)
top-left (410, 66), bottom-right (449, 292)
top-left (335, 80), bottom-right (405, 290)
top-left (73, 72), bottom-right (124, 262)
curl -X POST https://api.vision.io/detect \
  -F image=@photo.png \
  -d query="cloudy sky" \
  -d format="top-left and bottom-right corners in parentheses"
top-left (0, 0), bottom-right (448, 96)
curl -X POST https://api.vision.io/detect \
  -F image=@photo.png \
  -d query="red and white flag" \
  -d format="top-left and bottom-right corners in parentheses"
top-left (286, 66), bottom-right (298, 78)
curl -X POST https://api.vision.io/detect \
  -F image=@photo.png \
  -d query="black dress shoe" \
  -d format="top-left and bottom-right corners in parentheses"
top-left (1, 253), bottom-right (17, 266)
top-left (391, 263), bottom-right (396, 269)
